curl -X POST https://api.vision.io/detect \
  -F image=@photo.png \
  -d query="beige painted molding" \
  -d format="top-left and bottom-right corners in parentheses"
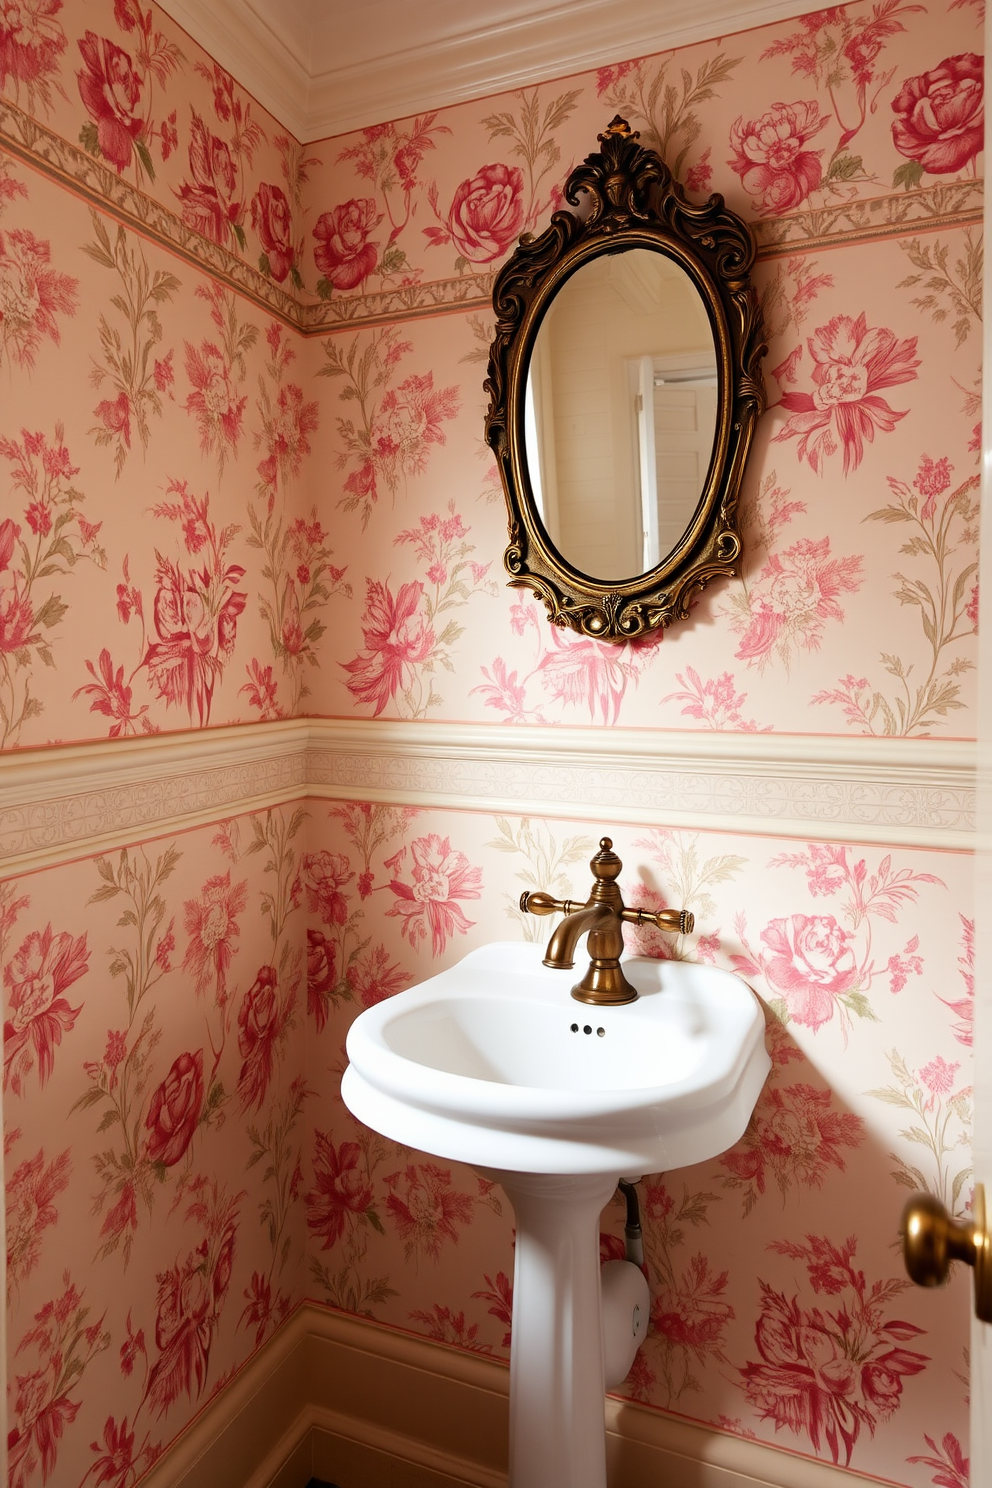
top-left (0, 718), bottom-right (976, 876)
top-left (156, 0), bottom-right (829, 142)
top-left (139, 1303), bottom-right (883, 1488)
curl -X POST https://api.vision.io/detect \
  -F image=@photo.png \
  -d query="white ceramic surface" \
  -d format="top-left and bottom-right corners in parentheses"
top-left (342, 939), bottom-right (771, 1176)
top-left (342, 938), bottom-right (771, 1488)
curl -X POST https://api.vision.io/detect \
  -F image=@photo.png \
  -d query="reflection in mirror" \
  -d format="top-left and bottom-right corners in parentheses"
top-left (524, 250), bottom-right (717, 582)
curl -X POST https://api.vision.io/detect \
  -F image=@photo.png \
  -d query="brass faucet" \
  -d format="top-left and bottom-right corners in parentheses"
top-left (520, 837), bottom-right (695, 1006)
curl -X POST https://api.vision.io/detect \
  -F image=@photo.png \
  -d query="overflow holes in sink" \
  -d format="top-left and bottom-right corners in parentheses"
top-left (569, 1023), bottom-right (607, 1037)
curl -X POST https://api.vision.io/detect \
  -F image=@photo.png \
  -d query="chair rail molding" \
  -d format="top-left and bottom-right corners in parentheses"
top-left (0, 718), bottom-right (976, 876)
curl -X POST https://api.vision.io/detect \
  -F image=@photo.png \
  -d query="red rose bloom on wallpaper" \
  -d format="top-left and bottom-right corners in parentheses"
top-left (774, 313), bottom-right (919, 475)
top-left (729, 100), bottom-right (828, 215)
top-left (891, 53), bottom-right (984, 175)
top-left (426, 163), bottom-right (525, 263)
top-left (761, 914), bottom-right (860, 1030)
top-left (386, 832), bottom-right (482, 956)
top-left (313, 198), bottom-right (382, 291)
top-left (302, 850), bottom-right (353, 926)
top-left (181, 870), bottom-right (248, 1000)
top-left (251, 182), bottom-right (295, 282)
top-left (144, 1049), bottom-right (204, 1167)
top-left (306, 1133), bottom-right (375, 1249)
top-left (177, 110), bottom-right (241, 245)
top-left (342, 579), bottom-right (434, 716)
top-left (76, 31), bottom-right (143, 172)
top-left (4, 926), bottom-right (88, 1095)
top-left (236, 965), bottom-right (286, 1112)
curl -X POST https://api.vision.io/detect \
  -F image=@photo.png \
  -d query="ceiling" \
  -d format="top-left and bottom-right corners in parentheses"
top-left (154, 0), bottom-right (826, 142)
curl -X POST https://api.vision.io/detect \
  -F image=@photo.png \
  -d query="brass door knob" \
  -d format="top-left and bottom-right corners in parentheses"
top-left (901, 1183), bottom-right (992, 1322)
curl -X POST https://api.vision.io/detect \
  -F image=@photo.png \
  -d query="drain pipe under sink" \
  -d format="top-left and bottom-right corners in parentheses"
top-left (601, 1178), bottom-right (650, 1389)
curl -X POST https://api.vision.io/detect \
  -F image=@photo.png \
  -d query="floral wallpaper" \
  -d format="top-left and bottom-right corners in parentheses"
top-left (3, 809), bottom-right (309, 1487)
top-left (0, 0), bottom-right (983, 1486)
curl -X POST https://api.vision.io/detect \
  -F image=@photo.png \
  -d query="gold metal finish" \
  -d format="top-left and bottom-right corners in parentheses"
top-left (901, 1184), bottom-right (992, 1322)
top-left (484, 116), bottom-right (766, 643)
top-left (520, 836), bottom-right (695, 1006)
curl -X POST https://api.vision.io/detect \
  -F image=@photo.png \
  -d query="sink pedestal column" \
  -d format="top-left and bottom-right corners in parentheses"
top-left (494, 1170), bottom-right (619, 1488)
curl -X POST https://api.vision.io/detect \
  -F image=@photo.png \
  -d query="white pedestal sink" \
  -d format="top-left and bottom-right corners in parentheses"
top-left (342, 941), bottom-right (770, 1488)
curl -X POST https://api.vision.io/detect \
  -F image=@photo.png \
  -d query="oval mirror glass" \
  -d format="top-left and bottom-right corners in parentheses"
top-left (523, 248), bottom-right (718, 583)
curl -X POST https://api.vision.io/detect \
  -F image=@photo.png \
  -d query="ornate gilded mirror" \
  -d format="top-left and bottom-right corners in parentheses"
top-left (484, 117), bottom-right (766, 642)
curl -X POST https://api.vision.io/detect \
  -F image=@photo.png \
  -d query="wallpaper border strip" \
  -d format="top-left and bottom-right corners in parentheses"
top-left (0, 100), bottom-right (982, 334)
top-left (0, 718), bottom-right (975, 875)
top-left (139, 1303), bottom-right (885, 1488)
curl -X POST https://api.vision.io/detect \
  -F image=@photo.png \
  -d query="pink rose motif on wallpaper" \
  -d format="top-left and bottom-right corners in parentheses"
top-left (0, 226), bottom-right (79, 371)
top-left (144, 1049), bottom-right (204, 1167)
top-left (181, 870), bottom-right (248, 1001)
top-left (732, 537), bottom-right (863, 669)
top-left (303, 850), bottom-right (354, 925)
top-left (251, 182), bottom-right (295, 284)
top-left (145, 1208), bottom-right (238, 1417)
top-left (385, 1162), bottom-right (475, 1263)
top-left (761, 915), bottom-right (860, 1030)
top-left (728, 100), bottom-right (828, 215)
top-left (343, 579), bottom-right (434, 716)
top-left (739, 1235), bottom-right (928, 1466)
top-left (313, 198), bottom-right (382, 292)
top-left (236, 965), bottom-right (289, 1112)
top-left (0, 0), bottom-right (67, 115)
top-left (4, 925), bottom-right (88, 1095)
top-left (773, 313), bottom-right (920, 475)
top-left (425, 163), bottom-right (525, 265)
top-left (385, 833), bottom-right (482, 956)
top-left (891, 54), bottom-right (984, 178)
top-left (306, 1133), bottom-right (376, 1249)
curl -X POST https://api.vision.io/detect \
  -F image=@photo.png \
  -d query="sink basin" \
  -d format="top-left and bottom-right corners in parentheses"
top-left (342, 939), bottom-right (770, 1176)
top-left (343, 939), bottom-right (770, 1488)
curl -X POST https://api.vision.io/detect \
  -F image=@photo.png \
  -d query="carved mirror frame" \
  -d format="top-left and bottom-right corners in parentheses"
top-left (484, 117), bottom-right (767, 643)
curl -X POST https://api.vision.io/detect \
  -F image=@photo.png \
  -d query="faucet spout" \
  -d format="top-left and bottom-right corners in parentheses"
top-left (519, 835), bottom-right (696, 1007)
top-left (543, 904), bottom-right (616, 970)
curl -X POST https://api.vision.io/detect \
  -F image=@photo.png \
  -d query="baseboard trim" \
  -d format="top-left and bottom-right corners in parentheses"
top-left (139, 1304), bottom-right (889, 1488)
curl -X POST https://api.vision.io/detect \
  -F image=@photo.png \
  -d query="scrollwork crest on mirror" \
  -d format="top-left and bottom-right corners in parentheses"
top-left (484, 116), bottom-right (767, 643)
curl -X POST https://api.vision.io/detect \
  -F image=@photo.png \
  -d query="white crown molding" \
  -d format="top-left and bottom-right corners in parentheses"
top-left (153, 0), bottom-right (310, 138)
top-left (153, 0), bottom-right (829, 142)
top-left (140, 1303), bottom-right (882, 1488)
top-left (0, 718), bottom-right (976, 877)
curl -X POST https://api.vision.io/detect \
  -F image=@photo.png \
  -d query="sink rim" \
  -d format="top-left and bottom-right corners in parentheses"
top-left (344, 940), bottom-right (767, 1130)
